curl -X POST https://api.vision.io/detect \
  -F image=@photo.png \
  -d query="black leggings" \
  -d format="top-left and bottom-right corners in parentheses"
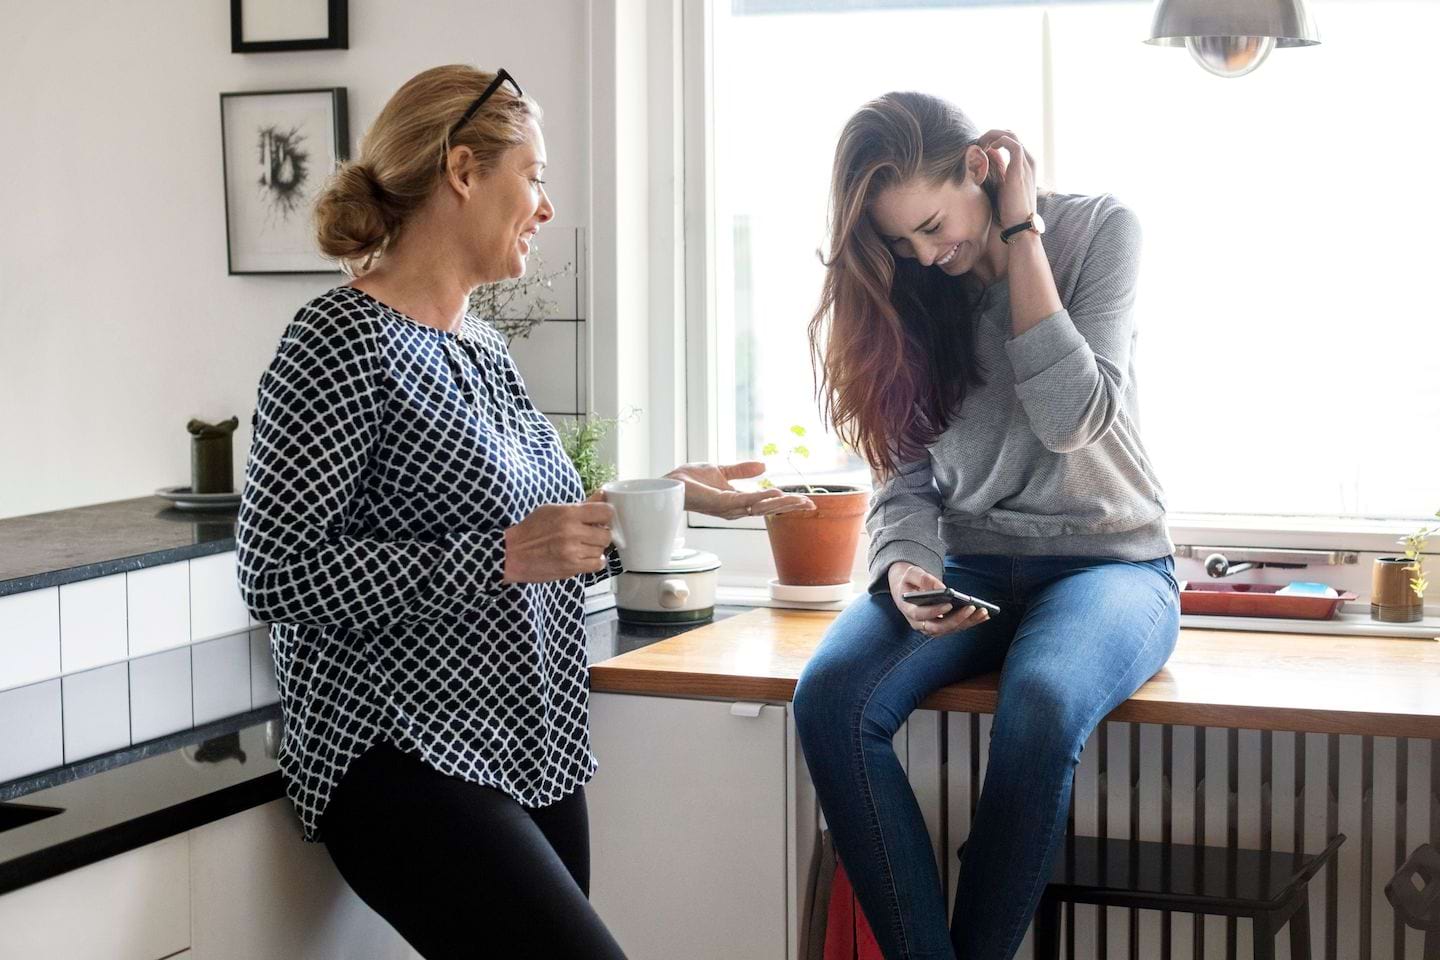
top-left (322, 742), bottom-right (629, 960)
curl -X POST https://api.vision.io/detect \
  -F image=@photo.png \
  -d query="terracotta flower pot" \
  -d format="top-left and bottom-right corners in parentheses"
top-left (1371, 556), bottom-right (1424, 623)
top-left (764, 485), bottom-right (869, 586)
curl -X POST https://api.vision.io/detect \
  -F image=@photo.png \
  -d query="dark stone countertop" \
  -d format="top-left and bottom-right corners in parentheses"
top-left (0, 605), bottom-right (748, 895)
top-left (0, 496), bottom-right (238, 598)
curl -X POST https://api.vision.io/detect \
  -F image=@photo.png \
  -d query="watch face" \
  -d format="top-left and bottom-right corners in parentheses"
top-left (1031, 212), bottom-right (1046, 235)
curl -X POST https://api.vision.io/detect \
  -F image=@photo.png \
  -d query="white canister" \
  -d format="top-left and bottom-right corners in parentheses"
top-left (615, 549), bottom-right (721, 624)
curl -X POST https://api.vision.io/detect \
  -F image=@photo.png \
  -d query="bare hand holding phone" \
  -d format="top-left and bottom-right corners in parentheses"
top-left (887, 562), bottom-right (994, 637)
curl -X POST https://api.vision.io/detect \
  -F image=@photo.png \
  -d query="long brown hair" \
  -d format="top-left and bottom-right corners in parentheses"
top-left (808, 92), bottom-right (1007, 478)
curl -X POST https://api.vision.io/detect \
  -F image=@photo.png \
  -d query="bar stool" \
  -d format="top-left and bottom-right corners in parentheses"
top-left (1386, 842), bottom-right (1440, 960)
top-left (1036, 834), bottom-right (1344, 960)
top-left (959, 833), bottom-right (1345, 960)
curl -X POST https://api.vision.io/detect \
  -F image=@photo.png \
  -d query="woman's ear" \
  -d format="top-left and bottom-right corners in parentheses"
top-left (965, 143), bottom-right (989, 186)
top-left (444, 145), bottom-right (476, 198)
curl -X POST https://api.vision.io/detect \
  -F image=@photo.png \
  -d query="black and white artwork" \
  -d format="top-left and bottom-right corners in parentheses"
top-left (220, 88), bottom-right (348, 275)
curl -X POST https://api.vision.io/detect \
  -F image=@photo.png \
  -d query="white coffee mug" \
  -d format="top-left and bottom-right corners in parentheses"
top-left (602, 478), bottom-right (685, 572)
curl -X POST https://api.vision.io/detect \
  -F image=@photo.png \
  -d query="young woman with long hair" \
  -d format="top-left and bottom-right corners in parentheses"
top-left (793, 91), bottom-right (1180, 960)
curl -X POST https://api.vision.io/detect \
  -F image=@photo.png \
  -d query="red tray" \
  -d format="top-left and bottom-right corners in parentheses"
top-left (1178, 582), bottom-right (1357, 621)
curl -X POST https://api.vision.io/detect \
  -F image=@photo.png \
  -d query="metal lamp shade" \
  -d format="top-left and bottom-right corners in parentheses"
top-left (1146, 0), bottom-right (1320, 77)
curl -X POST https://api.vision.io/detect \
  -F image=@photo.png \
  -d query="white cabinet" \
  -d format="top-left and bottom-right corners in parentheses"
top-left (588, 693), bottom-right (792, 960)
top-left (0, 835), bottom-right (190, 960)
top-left (189, 799), bottom-right (421, 960)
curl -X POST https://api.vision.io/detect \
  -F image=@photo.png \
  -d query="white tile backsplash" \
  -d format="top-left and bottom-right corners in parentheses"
top-left (189, 552), bottom-right (249, 643)
top-left (0, 679), bottom-right (63, 782)
top-left (0, 554), bottom-right (272, 769)
top-left (129, 647), bottom-right (193, 744)
top-left (0, 587), bottom-right (61, 693)
top-left (249, 627), bottom-right (279, 708)
top-left (61, 662), bottom-right (131, 763)
top-left (59, 573), bottom-right (128, 673)
top-left (126, 562), bottom-right (191, 657)
top-left (192, 633), bottom-right (251, 726)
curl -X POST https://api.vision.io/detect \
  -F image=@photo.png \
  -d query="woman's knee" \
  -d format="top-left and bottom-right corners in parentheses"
top-left (793, 648), bottom-right (858, 744)
top-left (991, 675), bottom-right (1095, 765)
top-left (793, 599), bottom-right (903, 742)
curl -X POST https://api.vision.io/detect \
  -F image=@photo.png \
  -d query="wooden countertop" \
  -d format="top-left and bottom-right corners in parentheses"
top-left (589, 608), bottom-right (1440, 738)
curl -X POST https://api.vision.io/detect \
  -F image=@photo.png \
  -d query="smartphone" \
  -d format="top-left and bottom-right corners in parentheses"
top-left (902, 587), bottom-right (1002, 616)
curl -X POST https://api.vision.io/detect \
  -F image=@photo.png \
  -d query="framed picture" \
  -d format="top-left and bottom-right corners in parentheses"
top-left (231, 0), bottom-right (347, 53)
top-left (219, 88), bottom-right (349, 275)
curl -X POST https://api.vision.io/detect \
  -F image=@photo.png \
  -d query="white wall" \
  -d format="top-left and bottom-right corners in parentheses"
top-left (0, 0), bottom-right (591, 518)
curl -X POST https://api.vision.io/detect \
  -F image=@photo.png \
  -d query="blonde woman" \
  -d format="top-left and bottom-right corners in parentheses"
top-left (236, 65), bottom-right (810, 959)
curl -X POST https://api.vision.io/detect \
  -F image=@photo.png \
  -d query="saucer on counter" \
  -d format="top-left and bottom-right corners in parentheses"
top-left (155, 485), bottom-right (242, 511)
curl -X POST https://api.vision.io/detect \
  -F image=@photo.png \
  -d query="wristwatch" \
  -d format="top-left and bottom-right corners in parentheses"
top-left (1000, 212), bottom-right (1046, 244)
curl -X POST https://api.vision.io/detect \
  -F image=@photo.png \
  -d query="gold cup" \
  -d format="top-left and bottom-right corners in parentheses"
top-left (1371, 557), bottom-right (1424, 623)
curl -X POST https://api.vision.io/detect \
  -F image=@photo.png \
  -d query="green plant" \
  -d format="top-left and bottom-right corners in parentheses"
top-left (467, 246), bottom-right (575, 346)
top-left (556, 412), bottom-right (635, 496)
top-left (758, 425), bottom-right (820, 495)
top-left (1400, 508), bottom-right (1440, 599)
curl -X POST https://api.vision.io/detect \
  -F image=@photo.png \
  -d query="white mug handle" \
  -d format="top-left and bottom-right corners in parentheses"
top-left (609, 514), bottom-right (627, 550)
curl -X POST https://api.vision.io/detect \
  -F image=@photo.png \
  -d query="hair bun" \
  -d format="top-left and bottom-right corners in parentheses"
top-left (314, 162), bottom-right (400, 265)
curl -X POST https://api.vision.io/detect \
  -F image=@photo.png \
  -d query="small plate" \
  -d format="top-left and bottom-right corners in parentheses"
top-left (155, 485), bottom-right (241, 511)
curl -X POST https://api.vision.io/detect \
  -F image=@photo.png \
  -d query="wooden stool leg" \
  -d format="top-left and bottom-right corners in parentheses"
top-left (1289, 899), bottom-right (1313, 960)
top-left (1252, 914), bottom-right (1277, 960)
top-left (1033, 889), bottom-right (1062, 960)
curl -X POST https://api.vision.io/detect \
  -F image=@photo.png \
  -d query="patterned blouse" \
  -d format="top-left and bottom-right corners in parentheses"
top-left (236, 285), bottom-right (619, 841)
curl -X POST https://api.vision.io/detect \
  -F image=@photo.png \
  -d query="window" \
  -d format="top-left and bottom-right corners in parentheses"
top-left (694, 0), bottom-right (1440, 533)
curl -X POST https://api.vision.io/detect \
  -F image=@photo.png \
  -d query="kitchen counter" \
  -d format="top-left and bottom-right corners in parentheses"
top-left (590, 607), bottom-right (1440, 739)
top-left (0, 706), bottom-right (281, 895)
top-left (0, 605), bottom-right (745, 895)
top-left (0, 496), bottom-right (237, 598)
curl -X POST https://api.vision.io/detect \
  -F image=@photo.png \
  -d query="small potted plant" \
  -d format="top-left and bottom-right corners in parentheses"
top-left (758, 425), bottom-right (868, 587)
top-left (556, 412), bottom-right (632, 608)
top-left (1373, 508), bottom-right (1438, 623)
top-left (556, 412), bottom-right (625, 496)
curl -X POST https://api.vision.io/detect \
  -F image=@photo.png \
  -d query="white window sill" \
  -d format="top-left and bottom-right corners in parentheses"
top-left (695, 512), bottom-right (1430, 553)
top-left (1166, 513), bottom-right (1429, 555)
top-left (712, 586), bottom-right (1440, 640)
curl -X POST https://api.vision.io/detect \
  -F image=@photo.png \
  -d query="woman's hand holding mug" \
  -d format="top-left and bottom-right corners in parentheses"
top-left (503, 501), bottom-right (616, 583)
top-left (502, 460), bottom-right (816, 584)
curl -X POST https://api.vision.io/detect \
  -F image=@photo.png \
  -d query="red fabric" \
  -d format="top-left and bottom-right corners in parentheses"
top-left (825, 857), bottom-right (886, 960)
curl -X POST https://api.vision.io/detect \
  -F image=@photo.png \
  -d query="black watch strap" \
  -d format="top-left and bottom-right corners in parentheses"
top-left (1000, 216), bottom-right (1036, 244)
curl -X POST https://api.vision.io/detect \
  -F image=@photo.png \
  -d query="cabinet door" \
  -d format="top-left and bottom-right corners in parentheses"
top-left (0, 835), bottom-right (189, 960)
top-left (588, 693), bottom-right (789, 960)
top-left (189, 799), bottom-right (421, 960)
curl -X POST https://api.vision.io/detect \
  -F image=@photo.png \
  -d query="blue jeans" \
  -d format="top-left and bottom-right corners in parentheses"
top-left (793, 554), bottom-right (1180, 960)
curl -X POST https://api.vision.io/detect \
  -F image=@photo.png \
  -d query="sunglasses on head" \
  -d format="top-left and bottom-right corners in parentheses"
top-left (447, 68), bottom-right (523, 143)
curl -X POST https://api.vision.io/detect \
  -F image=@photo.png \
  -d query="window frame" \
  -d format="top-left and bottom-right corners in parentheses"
top-left (672, 0), bottom-right (1434, 578)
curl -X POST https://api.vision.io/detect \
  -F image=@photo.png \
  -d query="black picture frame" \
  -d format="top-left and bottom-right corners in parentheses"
top-left (230, 0), bottom-right (348, 54)
top-left (219, 88), bottom-right (350, 276)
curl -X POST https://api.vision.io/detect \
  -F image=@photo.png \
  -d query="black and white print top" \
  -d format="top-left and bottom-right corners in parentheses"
top-left (236, 285), bottom-right (620, 841)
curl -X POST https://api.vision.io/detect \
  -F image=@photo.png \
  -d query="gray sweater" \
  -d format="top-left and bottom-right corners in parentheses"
top-left (867, 191), bottom-right (1174, 593)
